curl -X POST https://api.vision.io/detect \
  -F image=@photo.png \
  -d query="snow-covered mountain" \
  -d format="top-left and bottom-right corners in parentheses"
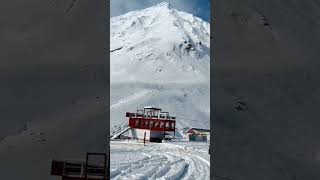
top-left (110, 2), bottom-right (210, 131)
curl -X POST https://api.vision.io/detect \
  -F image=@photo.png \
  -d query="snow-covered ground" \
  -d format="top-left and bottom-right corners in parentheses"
top-left (110, 140), bottom-right (210, 180)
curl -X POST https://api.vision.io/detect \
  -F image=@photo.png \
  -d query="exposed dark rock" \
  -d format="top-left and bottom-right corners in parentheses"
top-left (257, 11), bottom-right (272, 29)
top-left (110, 46), bottom-right (123, 52)
top-left (234, 101), bottom-right (248, 111)
top-left (227, 8), bottom-right (248, 24)
top-left (65, 0), bottom-right (79, 15)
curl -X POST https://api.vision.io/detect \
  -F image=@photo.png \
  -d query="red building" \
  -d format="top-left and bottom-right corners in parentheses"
top-left (50, 153), bottom-right (108, 180)
top-left (126, 106), bottom-right (176, 142)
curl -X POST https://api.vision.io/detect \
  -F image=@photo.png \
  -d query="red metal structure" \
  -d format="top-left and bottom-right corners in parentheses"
top-left (126, 106), bottom-right (176, 142)
top-left (51, 153), bottom-right (108, 180)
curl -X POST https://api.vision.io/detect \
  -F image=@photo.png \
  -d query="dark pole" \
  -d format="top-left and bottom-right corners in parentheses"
top-left (84, 153), bottom-right (88, 179)
top-left (144, 132), bottom-right (146, 146)
top-left (105, 153), bottom-right (108, 180)
top-left (163, 131), bottom-right (165, 142)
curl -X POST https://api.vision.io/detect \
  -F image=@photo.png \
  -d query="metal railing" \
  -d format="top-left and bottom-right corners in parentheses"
top-left (60, 153), bottom-right (107, 179)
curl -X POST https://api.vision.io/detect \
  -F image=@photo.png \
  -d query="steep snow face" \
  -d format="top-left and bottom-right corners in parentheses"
top-left (110, 2), bottom-right (210, 130)
top-left (111, 2), bottom-right (210, 83)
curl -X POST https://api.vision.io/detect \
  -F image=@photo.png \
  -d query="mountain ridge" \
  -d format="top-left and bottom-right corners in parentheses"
top-left (111, 2), bottom-right (210, 84)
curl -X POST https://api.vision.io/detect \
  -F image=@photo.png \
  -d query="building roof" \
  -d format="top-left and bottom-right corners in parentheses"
top-left (143, 106), bottom-right (162, 110)
top-left (192, 128), bottom-right (210, 132)
top-left (185, 128), bottom-right (210, 134)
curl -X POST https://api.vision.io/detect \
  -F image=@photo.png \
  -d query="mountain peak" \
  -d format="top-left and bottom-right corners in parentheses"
top-left (156, 2), bottom-right (173, 9)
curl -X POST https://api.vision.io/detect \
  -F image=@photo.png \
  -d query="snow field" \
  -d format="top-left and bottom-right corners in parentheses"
top-left (110, 83), bottom-right (210, 132)
top-left (110, 141), bottom-right (210, 180)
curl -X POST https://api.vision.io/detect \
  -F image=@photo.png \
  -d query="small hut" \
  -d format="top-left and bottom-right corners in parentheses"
top-left (184, 128), bottom-right (210, 142)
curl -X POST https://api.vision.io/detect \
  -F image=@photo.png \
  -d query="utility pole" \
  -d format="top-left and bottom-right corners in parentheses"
top-left (143, 132), bottom-right (146, 146)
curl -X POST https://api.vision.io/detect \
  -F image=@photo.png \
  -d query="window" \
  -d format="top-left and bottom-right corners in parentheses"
top-left (150, 121), bottom-right (154, 127)
top-left (171, 122), bottom-right (175, 129)
top-left (135, 120), bottom-right (141, 127)
top-left (160, 121), bottom-right (164, 128)
top-left (155, 121), bottom-right (159, 127)
top-left (166, 122), bottom-right (170, 129)
top-left (145, 120), bottom-right (149, 127)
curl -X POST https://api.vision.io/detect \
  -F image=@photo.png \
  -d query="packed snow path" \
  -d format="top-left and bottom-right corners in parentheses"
top-left (110, 140), bottom-right (210, 180)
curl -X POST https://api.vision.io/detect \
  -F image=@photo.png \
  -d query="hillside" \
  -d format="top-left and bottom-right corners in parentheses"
top-left (110, 2), bottom-right (210, 131)
top-left (0, 1), bottom-right (107, 179)
top-left (213, 0), bottom-right (320, 179)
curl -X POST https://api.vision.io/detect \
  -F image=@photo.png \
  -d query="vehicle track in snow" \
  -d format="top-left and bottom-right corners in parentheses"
top-left (110, 141), bottom-right (210, 180)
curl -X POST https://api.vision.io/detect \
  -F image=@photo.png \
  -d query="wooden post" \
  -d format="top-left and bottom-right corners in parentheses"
top-left (143, 132), bottom-right (146, 146)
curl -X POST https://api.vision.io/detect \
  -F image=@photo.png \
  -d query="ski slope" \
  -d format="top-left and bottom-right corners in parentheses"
top-left (111, 83), bottom-right (210, 131)
top-left (110, 2), bottom-right (210, 131)
top-left (110, 140), bottom-right (210, 180)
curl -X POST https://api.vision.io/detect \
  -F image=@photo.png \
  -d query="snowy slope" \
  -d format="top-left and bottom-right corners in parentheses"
top-left (213, 0), bottom-right (320, 179)
top-left (110, 2), bottom-right (210, 131)
top-left (111, 2), bottom-right (209, 83)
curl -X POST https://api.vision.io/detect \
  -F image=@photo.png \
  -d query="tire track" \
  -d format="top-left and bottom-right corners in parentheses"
top-left (111, 141), bottom-right (210, 180)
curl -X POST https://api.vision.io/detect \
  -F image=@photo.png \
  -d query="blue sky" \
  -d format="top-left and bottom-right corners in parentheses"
top-left (110, 0), bottom-right (210, 22)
